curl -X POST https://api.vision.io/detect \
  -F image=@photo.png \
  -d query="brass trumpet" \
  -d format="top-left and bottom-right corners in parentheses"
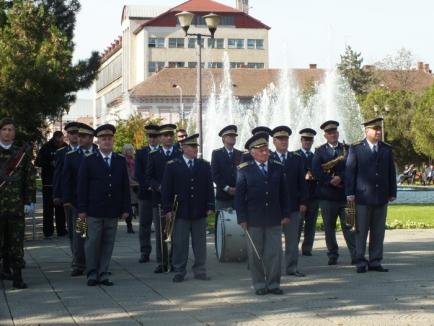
top-left (164, 194), bottom-right (178, 244)
top-left (76, 218), bottom-right (88, 239)
top-left (344, 200), bottom-right (356, 231)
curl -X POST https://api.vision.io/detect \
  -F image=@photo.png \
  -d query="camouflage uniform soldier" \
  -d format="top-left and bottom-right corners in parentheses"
top-left (0, 118), bottom-right (36, 289)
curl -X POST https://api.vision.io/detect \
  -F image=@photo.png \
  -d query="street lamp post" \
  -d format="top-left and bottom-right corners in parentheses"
top-left (176, 11), bottom-right (220, 157)
top-left (374, 105), bottom-right (390, 142)
top-left (172, 84), bottom-right (184, 123)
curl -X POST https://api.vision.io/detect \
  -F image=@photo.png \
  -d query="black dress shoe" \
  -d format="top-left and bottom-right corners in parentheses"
top-left (356, 266), bottom-right (367, 273)
top-left (70, 269), bottom-right (84, 277)
top-left (138, 255), bottom-right (150, 263)
top-left (268, 288), bottom-right (284, 295)
top-left (287, 271), bottom-right (306, 277)
top-left (172, 274), bottom-right (184, 283)
top-left (100, 279), bottom-right (114, 286)
top-left (302, 252), bottom-right (312, 256)
top-left (328, 257), bottom-right (338, 265)
top-left (368, 265), bottom-right (389, 272)
top-left (87, 279), bottom-right (98, 286)
top-left (194, 274), bottom-right (211, 281)
top-left (57, 230), bottom-right (68, 237)
top-left (351, 259), bottom-right (358, 265)
top-left (154, 265), bottom-right (168, 273)
top-left (255, 288), bottom-right (268, 295)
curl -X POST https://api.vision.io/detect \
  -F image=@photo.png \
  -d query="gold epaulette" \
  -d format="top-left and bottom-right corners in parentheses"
top-left (167, 158), bottom-right (179, 165)
top-left (352, 140), bottom-right (363, 146)
top-left (149, 149), bottom-right (159, 154)
top-left (66, 150), bottom-right (75, 155)
top-left (56, 146), bottom-right (66, 152)
top-left (272, 159), bottom-right (283, 166)
top-left (237, 162), bottom-right (249, 169)
top-left (381, 141), bottom-right (392, 147)
top-left (291, 151), bottom-right (302, 157)
top-left (117, 153), bottom-right (125, 158)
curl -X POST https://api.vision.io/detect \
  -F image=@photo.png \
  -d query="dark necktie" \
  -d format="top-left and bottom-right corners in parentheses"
top-left (228, 151), bottom-right (233, 159)
top-left (260, 163), bottom-right (267, 176)
top-left (373, 144), bottom-right (378, 153)
top-left (166, 150), bottom-right (171, 157)
top-left (280, 154), bottom-right (286, 164)
top-left (84, 150), bottom-right (90, 156)
top-left (104, 156), bottom-right (110, 167)
top-left (305, 151), bottom-right (310, 158)
top-left (188, 160), bottom-right (193, 171)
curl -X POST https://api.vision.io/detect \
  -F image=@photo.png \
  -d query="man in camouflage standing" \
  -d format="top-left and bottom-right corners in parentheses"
top-left (0, 118), bottom-right (36, 289)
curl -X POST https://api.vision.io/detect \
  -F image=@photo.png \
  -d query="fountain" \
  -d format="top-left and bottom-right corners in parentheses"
top-left (188, 52), bottom-right (364, 161)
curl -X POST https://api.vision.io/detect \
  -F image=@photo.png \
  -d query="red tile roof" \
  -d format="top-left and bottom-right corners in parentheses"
top-left (171, 0), bottom-right (241, 13)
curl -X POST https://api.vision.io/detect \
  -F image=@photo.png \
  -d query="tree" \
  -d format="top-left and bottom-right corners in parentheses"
top-left (114, 114), bottom-right (162, 152)
top-left (412, 85), bottom-right (434, 160)
top-left (0, 0), bottom-right (99, 142)
top-left (375, 48), bottom-right (417, 91)
top-left (359, 88), bottom-right (428, 167)
top-left (337, 45), bottom-right (373, 96)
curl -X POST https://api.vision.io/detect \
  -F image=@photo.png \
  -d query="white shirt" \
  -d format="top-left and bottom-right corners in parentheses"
top-left (275, 151), bottom-right (287, 162)
top-left (100, 150), bottom-right (113, 166)
top-left (328, 143), bottom-right (338, 149)
top-left (255, 160), bottom-right (268, 172)
top-left (0, 142), bottom-right (12, 150)
top-left (183, 155), bottom-right (194, 167)
top-left (224, 146), bottom-right (234, 156)
top-left (150, 145), bottom-right (159, 151)
top-left (162, 146), bottom-right (174, 156)
top-left (366, 139), bottom-right (379, 151)
top-left (300, 148), bottom-right (312, 157)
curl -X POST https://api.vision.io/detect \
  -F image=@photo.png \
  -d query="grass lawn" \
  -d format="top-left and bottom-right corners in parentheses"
top-left (208, 204), bottom-right (434, 232)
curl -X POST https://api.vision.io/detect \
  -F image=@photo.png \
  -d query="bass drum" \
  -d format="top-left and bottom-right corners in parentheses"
top-left (215, 209), bottom-right (247, 262)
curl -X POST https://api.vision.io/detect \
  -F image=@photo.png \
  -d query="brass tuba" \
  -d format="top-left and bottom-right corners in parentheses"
top-left (76, 218), bottom-right (88, 239)
top-left (164, 194), bottom-right (178, 244)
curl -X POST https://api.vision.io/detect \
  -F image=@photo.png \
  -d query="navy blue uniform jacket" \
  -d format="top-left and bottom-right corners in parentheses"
top-left (296, 149), bottom-right (318, 200)
top-left (345, 139), bottom-right (397, 205)
top-left (211, 147), bottom-right (242, 201)
top-left (61, 149), bottom-right (86, 207)
top-left (146, 147), bottom-right (182, 206)
top-left (77, 152), bottom-right (131, 218)
top-left (312, 142), bottom-right (347, 202)
top-left (271, 151), bottom-right (308, 213)
top-left (135, 146), bottom-right (155, 201)
top-left (235, 160), bottom-right (290, 227)
top-left (52, 145), bottom-right (73, 199)
top-left (161, 158), bottom-right (215, 220)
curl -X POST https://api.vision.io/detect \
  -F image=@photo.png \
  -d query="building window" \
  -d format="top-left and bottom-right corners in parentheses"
top-left (168, 38), bottom-right (185, 48)
top-left (208, 38), bottom-right (224, 49)
top-left (149, 61), bottom-right (165, 72)
top-left (188, 38), bottom-right (204, 48)
top-left (208, 62), bottom-right (223, 68)
top-left (188, 62), bottom-right (205, 68)
top-left (96, 54), bottom-right (122, 92)
top-left (247, 63), bottom-right (265, 69)
top-left (195, 15), bottom-right (234, 26)
top-left (228, 39), bottom-right (244, 49)
top-left (247, 39), bottom-right (264, 49)
top-left (148, 38), bottom-right (165, 48)
top-left (168, 62), bottom-right (185, 68)
top-left (230, 62), bottom-right (244, 68)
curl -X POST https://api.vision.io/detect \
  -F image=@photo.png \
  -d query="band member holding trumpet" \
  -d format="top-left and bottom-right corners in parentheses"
top-left (345, 118), bottom-right (397, 273)
top-left (235, 132), bottom-right (290, 295)
top-left (271, 126), bottom-right (308, 277)
top-left (312, 121), bottom-right (356, 266)
top-left (161, 134), bottom-right (215, 283)
top-left (211, 125), bottom-right (242, 210)
top-left (62, 123), bottom-right (96, 277)
top-left (296, 128), bottom-right (319, 256)
top-left (146, 124), bottom-right (182, 273)
top-left (78, 124), bottom-right (131, 286)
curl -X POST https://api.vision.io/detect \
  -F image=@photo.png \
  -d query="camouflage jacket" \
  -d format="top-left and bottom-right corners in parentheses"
top-left (0, 144), bottom-right (36, 217)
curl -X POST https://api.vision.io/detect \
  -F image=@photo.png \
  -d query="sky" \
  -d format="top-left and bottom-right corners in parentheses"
top-left (73, 0), bottom-right (434, 99)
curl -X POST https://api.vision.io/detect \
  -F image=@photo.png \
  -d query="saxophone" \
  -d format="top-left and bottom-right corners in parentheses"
top-left (164, 194), bottom-right (178, 244)
top-left (321, 142), bottom-right (348, 175)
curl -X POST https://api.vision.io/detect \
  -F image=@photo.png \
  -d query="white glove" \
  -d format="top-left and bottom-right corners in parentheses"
top-left (24, 203), bottom-right (35, 215)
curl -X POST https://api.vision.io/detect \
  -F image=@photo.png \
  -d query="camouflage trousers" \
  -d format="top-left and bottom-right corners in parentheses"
top-left (0, 216), bottom-right (25, 270)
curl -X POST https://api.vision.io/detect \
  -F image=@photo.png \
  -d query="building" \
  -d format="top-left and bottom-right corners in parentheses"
top-left (94, 0), bottom-right (270, 124)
